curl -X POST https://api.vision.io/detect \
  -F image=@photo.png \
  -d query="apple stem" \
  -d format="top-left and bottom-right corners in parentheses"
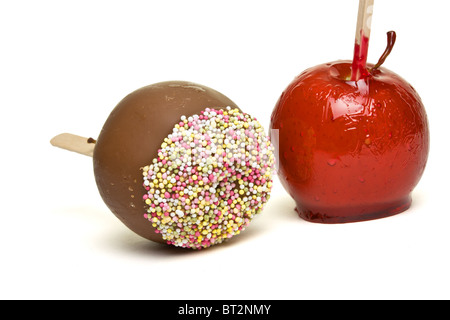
top-left (370, 31), bottom-right (397, 72)
top-left (351, 0), bottom-right (374, 81)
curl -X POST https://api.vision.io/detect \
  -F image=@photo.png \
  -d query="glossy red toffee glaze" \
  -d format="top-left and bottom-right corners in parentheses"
top-left (351, 32), bottom-right (370, 81)
top-left (270, 61), bottom-right (429, 223)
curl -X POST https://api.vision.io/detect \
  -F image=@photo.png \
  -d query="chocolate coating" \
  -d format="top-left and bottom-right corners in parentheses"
top-left (93, 81), bottom-right (238, 243)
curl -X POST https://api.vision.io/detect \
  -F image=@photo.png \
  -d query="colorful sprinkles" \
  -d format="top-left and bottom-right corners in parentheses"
top-left (142, 107), bottom-right (275, 249)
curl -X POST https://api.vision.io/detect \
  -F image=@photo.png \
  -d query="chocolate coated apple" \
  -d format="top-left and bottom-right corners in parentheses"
top-left (270, 61), bottom-right (429, 223)
top-left (94, 81), bottom-right (275, 248)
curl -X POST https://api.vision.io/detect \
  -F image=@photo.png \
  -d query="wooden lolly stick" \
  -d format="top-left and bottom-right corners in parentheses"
top-left (355, 0), bottom-right (374, 44)
top-left (50, 133), bottom-right (96, 157)
top-left (351, 0), bottom-right (375, 81)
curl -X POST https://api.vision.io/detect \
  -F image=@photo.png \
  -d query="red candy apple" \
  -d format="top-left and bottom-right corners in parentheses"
top-left (270, 6), bottom-right (430, 223)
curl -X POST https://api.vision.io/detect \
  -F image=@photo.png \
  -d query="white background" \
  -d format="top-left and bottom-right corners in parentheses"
top-left (1, 0), bottom-right (449, 300)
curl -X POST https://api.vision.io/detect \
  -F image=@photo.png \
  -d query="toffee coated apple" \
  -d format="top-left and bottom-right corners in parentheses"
top-left (270, 58), bottom-right (429, 223)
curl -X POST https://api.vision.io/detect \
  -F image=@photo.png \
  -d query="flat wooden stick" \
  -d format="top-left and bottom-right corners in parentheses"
top-left (50, 133), bottom-right (96, 157)
top-left (351, 0), bottom-right (375, 81)
top-left (355, 0), bottom-right (374, 44)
